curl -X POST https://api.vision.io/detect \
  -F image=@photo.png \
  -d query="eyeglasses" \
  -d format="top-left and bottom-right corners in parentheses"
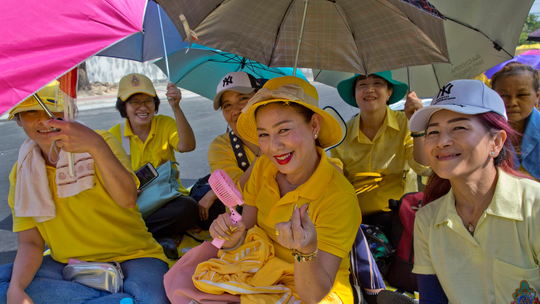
top-left (127, 100), bottom-right (155, 109)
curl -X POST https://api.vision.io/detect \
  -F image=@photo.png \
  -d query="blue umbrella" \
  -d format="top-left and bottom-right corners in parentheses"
top-left (154, 48), bottom-right (307, 101)
top-left (96, 0), bottom-right (186, 64)
top-left (485, 54), bottom-right (540, 79)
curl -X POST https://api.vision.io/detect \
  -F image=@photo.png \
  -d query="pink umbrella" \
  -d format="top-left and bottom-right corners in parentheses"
top-left (0, 0), bottom-right (147, 116)
top-left (521, 50), bottom-right (540, 56)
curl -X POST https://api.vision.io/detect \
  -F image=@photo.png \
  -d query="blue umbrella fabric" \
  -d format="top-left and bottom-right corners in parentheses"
top-left (154, 48), bottom-right (307, 101)
top-left (484, 54), bottom-right (540, 79)
top-left (97, 0), bottom-right (187, 62)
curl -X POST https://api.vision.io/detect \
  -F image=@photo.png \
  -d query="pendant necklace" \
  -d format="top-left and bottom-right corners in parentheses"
top-left (456, 196), bottom-right (492, 236)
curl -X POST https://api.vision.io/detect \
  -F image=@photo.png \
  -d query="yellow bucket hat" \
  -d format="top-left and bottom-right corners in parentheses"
top-left (237, 76), bottom-right (342, 149)
top-left (8, 80), bottom-right (63, 120)
top-left (117, 73), bottom-right (156, 101)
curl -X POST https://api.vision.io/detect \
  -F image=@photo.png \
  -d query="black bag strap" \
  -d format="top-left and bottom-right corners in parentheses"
top-left (229, 130), bottom-right (250, 172)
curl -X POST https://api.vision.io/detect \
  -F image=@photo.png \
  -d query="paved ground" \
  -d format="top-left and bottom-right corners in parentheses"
top-left (0, 82), bottom-right (357, 266)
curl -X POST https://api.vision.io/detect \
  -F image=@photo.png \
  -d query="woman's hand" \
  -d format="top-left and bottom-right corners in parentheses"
top-left (198, 190), bottom-right (217, 221)
top-left (166, 82), bottom-right (182, 109)
top-left (44, 120), bottom-right (107, 156)
top-left (275, 204), bottom-right (317, 254)
top-left (404, 91), bottom-right (423, 120)
top-left (209, 213), bottom-right (246, 248)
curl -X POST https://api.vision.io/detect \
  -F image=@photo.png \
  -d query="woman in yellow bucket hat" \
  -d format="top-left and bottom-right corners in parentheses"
top-left (208, 76), bottom-right (361, 303)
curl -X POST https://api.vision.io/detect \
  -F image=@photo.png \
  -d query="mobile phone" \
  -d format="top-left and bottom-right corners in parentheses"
top-left (135, 163), bottom-right (159, 190)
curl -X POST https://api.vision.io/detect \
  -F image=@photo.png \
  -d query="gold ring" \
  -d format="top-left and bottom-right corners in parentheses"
top-left (275, 230), bottom-right (279, 236)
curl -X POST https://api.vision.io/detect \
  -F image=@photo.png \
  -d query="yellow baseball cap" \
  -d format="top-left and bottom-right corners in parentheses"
top-left (117, 73), bottom-right (156, 101)
top-left (8, 80), bottom-right (63, 120)
top-left (237, 76), bottom-right (342, 149)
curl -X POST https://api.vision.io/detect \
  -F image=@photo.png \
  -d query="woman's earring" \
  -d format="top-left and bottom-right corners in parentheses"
top-left (491, 151), bottom-right (496, 157)
top-left (314, 131), bottom-right (319, 139)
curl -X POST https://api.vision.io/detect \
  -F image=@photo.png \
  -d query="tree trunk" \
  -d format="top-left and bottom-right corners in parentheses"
top-left (78, 62), bottom-right (92, 91)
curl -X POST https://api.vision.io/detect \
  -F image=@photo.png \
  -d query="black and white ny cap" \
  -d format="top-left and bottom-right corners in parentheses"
top-left (213, 72), bottom-right (262, 110)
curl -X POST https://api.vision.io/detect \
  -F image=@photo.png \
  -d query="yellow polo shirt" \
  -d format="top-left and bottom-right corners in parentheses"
top-left (109, 115), bottom-right (188, 195)
top-left (330, 107), bottom-right (431, 215)
top-left (8, 131), bottom-right (167, 264)
top-left (208, 132), bottom-right (256, 191)
top-left (413, 169), bottom-right (540, 304)
top-left (244, 147), bottom-right (361, 303)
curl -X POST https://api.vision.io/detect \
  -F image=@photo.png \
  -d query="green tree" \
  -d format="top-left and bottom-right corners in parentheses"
top-left (519, 14), bottom-right (540, 45)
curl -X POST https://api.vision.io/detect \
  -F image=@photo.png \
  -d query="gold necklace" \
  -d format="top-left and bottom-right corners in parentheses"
top-left (455, 195), bottom-right (492, 236)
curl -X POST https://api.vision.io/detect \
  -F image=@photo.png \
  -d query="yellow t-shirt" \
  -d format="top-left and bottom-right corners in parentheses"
top-left (8, 131), bottom-right (167, 264)
top-left (109, 115), bottom-right (188, 195)
top-left (208, 132), bottom-right (256, 191)
top-left (330, 107), bottom-right (431, 215)
top-left (413, 169), bottom-right (540, 304)
top-left (244, 147), bottom-right (361, 303)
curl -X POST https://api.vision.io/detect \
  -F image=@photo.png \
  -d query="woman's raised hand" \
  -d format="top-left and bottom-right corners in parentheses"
top-left (275, 204), bottom-right (317, 254)
top-left (44, 119), bottom-right (107, 155)
top-left (209, 213), bottom-right (246, 248)
top-left (166, 82), bottom-right (182, 108)
top-left (404, 91), bottom-right (423, 120)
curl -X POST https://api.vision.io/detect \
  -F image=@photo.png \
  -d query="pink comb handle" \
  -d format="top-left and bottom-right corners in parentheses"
top-left (209, 169), bottom-right (244, 248)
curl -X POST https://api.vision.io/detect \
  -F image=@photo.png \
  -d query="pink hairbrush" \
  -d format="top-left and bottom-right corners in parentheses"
top-left (209, 169), bottom-right (244, 248)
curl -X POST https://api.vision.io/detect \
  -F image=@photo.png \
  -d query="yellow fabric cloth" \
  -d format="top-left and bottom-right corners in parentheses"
top-left (413, 169), bottom-right (540, 304)
top-left (8, 131), bottom-right (167, 264)
top-left (244, 147), bottom-right (360, 303)
top-left (330, 107), bottom-right (431, 215)
top-left (208, 132), bottom-right (256, 191)
top-left (109, 115), bottom-right (189, 195)
top-left (193, 226), bottom-right (300, 303)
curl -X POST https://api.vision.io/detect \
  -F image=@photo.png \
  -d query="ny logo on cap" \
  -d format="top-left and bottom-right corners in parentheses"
top-left (437, 83), bottom-right (453, 98)
top-left (223, 76), bottom-right (233, 86)
top-left (131, 75), bottom-right (140, 87)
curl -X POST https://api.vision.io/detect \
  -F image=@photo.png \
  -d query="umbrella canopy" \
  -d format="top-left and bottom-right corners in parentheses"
top-left (154, 48), bottom-right (307, 101)
top-left (158, 0), bottom-right (450, 75)
top-left (97, 0), bottom-right (188, 62)
top-left (484, 54), bottom-right (540, 79)
top-left (527, 28), bottom-right (540, 43)
top-left (314, 0), bottom-right (534, 98)
top-left (0, 0), bottom-right (147, 116)
top-left (521, 50), bottom-right (540, 56)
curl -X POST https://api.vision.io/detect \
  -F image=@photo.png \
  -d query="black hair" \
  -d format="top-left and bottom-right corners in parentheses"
top-left (353, 74), bottom-right (394, 105)
top-left (115, 95), bottom-right (160, 118)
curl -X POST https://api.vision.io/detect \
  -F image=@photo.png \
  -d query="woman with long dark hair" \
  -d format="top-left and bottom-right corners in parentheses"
top-left (409, 79), bottom-right (540, 303)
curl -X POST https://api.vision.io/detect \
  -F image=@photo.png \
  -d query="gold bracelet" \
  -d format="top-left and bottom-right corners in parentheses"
top-left (292, 248), bottom-right (318, 262)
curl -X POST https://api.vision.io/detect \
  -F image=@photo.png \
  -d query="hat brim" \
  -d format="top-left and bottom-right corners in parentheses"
top-left (213, 87), bottom-right (257, 110)
top-left (337, 74), bottom-right (408, 107)
top-left (8, 103), bottom-right (63, 120)
top-left (237, 99), bottom-right (342, 149)
top-left (408, 105), bottom-right (493, 132)
top-left (119, 88), bottom-right (156, 102)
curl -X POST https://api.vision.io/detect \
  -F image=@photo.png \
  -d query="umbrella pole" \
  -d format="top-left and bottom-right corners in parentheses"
top-left (157, 4), bottom-right (171, 82)
top-left (34, 94), bottom-right (56, 119)
top-left (293, 0), bottom-right (309, 76)
top-left (407, 67), bottom-right (411, 90)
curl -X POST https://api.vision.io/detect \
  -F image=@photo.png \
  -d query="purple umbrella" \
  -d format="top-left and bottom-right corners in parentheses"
top-left (527, 28), bottom-right (540, 42)
top-left (484, 55), bottom-right (540, 79)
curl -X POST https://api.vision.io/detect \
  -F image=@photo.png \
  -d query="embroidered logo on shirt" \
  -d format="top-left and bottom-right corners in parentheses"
top-left (511, 280), bottom-right (540, 304)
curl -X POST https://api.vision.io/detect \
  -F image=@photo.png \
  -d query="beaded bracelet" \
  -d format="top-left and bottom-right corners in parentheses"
top-left (411, 131), bottom-right (426, 138)
top-left (292, 248), bottom-right (318, 262)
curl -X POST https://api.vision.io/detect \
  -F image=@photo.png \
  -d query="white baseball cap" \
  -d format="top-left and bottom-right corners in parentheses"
top-left (409, 79), bottom-right (507, 132)
top-left (213, 72), bottom-right (262, 110)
